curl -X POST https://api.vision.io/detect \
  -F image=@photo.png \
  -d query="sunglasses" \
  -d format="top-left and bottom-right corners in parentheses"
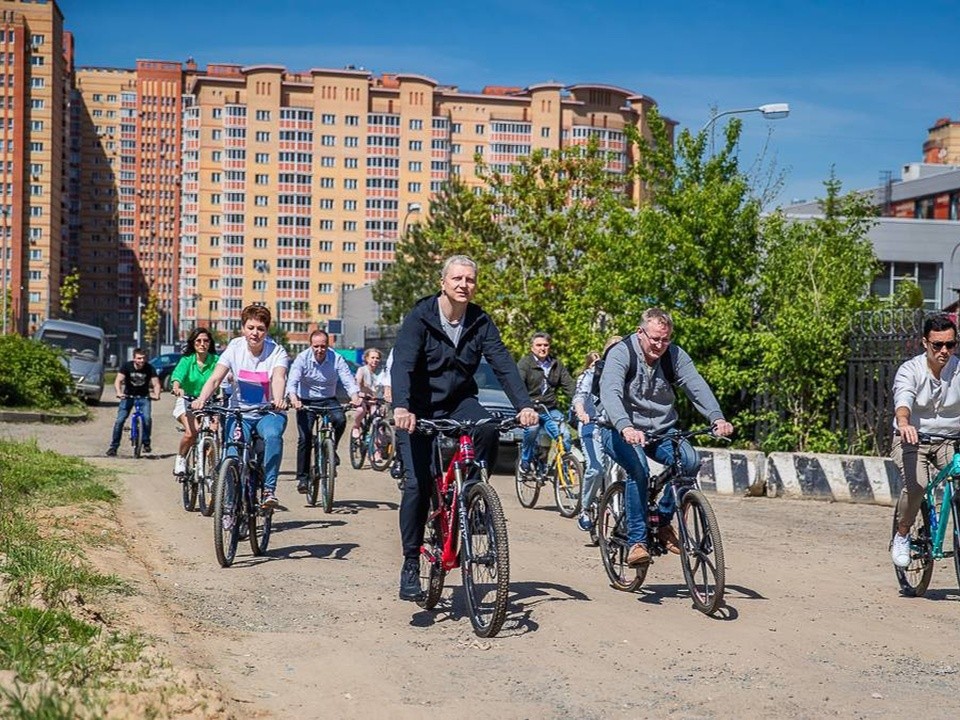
top-left (929, 340), bottom-right (957, 351)
top-left (195, 338), bottom-right (211, 344)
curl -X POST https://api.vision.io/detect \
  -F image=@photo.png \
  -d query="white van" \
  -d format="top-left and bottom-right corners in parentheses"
top-left (35, 320), bottom-right (109, 403)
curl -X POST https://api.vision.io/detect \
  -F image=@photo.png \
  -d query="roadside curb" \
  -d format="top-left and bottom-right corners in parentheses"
top-left (0, 408), bottom-right (88, 424)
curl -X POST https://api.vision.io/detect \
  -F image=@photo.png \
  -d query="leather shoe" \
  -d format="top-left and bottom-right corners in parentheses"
top-left (398, 558), bottom-right (423, 601)
top-left (658, 525), bottom-right (681, 555)
top-left (627, 542), bottom-right (650, 567)
top-left (296, 477), bottom-right (309, 494)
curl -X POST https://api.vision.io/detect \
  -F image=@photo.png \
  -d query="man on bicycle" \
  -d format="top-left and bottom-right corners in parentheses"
top-left (890, 314), bottom-right (960, 567)
top-left (599, 307), bottom-right (733, 568)
top-left (286, 329), bottom-right (361, 494)
top-left (106, 348), bottom-right (161, 456)
top-left (392, 254), bottom-right (539, 601)
top-left (516, 331), bottom-right (577, 476)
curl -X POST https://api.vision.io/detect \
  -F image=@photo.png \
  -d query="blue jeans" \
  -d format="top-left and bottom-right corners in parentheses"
top-left (580, 422), bottom-right (605, 510)
top-left (225, 412), bottom-right (288, 494)
top-left (601, 428), bottom-right (699, 546)
top-left (110, 397), bottom-right (153, 449)
top-left (521, 408), bottom-right (571, 466)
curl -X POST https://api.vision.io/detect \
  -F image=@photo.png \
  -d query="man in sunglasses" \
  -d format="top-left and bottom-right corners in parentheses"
top-left (598, 307), bottom-right (733, 568)
top-left (890, 314), bottom-right (960, 568)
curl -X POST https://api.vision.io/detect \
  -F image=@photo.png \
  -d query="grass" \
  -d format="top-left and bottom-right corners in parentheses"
top-left (0, 439), bottom-right (147, 717)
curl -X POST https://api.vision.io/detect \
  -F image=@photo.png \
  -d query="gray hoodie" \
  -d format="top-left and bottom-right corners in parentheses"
top-left (599, 332), bottom-right (724, 435)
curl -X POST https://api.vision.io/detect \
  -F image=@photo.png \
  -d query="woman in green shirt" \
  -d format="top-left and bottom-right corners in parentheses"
top-left (170, 327), bottom-right (219, 476)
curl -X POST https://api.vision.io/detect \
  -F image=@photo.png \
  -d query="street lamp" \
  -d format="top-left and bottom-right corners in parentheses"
top-left (402, 201), bottom-right (422, 237)
top-left (700, 102), bottom-right (790, 154)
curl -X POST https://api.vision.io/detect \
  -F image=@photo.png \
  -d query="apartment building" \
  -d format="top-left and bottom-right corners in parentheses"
top-left (0, 0), bottom-right (67, 335)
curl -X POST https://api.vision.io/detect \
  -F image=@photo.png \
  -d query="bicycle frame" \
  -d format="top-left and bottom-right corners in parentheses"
top-left (924, 453), bottom-right (960, 560)
top-left (425, 431), bottom-right (478, 572)
top-left (130, 398), bottom-right (145, 441)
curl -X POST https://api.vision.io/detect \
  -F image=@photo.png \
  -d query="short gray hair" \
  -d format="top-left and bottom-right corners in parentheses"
top-left (441, 254), bottom-right (478, 279)
top-left (640, 307), bottom-right (674, 331)
top-left (530, 331), bottom-right (551, 344)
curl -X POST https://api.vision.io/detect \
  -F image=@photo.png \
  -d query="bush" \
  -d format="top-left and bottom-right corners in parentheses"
top-left (0, 336), bottom-right (76, 409)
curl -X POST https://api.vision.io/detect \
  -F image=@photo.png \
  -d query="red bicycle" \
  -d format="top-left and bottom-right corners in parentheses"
top-left (415, 416), bottom-right (518, 638)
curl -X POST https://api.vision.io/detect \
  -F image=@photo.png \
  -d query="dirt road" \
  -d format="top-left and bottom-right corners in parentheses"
top-left (3, 397), bottom-right (960, 719)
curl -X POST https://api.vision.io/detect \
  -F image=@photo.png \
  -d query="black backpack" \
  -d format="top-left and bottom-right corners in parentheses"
top-left (591, 338), bottom-right (677, 400)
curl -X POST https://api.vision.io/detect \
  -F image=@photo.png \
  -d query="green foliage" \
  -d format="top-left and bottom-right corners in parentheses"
top-left (0, 438), bottom-right (117, 507)
top-left (141, 292), bottom-right (160, 347)
top-left (58, 269), bottom-right (81, 318)
top-left (884, 279), bottom-right (925, 309)
top-left (0, 336), bottom-right (77, 409)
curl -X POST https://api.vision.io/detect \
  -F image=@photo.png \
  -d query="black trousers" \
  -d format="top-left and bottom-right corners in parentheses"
top-left (295, 399), bottom-right (346, 481)
top-left (397, 396), bottom-right (500, 560)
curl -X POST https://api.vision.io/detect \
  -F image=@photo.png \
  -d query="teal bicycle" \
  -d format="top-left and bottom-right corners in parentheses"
top-left (891, 431), bottom-right (960, 596)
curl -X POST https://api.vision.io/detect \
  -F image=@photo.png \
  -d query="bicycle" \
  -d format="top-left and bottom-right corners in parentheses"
top-left (178, 398), bottom-right (224, 517)
top-left (349, 398), bottom-right (395, 471)
top-left (301, 401), bottom-right (353, 513)
top-left (211, 404), bottom-right (283, 568)
top-left (890, 431), bottom-right (960, 597)
top-left (514, 410), bottom-right (583, 518)
top-left (414, 415), bottom-right (518, 638)
top-left (584, 444), bottom-right (626, 546)
top-left (596, 425), bottom-right (726, 615)
top-left (119, 395), bottom-right (149, 458)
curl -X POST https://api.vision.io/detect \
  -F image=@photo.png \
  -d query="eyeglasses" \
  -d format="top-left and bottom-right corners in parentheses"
top-left (640, 328), bottom-right (671, 345)
top-left (194, 338), bottom-right (211, 344)
top-left (929, 340), bottom-right (958, 351)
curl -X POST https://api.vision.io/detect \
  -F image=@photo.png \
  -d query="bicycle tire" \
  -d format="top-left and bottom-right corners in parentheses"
top-left (321, 437), bottom-right (336, 513)
top-left (678, 489), bottom-right (726, 614)
top-left (213, 458), bottom-right (242, 568)
top-left (249, 465), bottom-right (273, 556)
top-left (198, 435), bottom-right (217, 517)
top-left (308, 435), bottom-right (322, 507)
top-left (461, 479), bottom-right (510, 638)
top-left (418, 495), bottom-right (446, 610)
top-left (369, 418), bottom-right (394, 472)
top-left (597, 481), bottom-right (643, 592)
top-left (132, 414), bottom-right (143, 458)
top-left (892, 498), bottom-right (934, 597)
top-left (953, 495), bottom-right (960, 595)
top-left (349, 431), bottom-right (366, 470)
top-left (181, 445), bottom-right (198, 512)
top-left (553, 452), bottom-right (583, 518)
top-left (514, 455), bottom-right (540, 508)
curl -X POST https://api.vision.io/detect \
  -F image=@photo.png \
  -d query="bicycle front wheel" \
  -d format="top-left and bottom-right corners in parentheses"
top-left (515, 456), bottom-right (540, 508)
top-left (197, 435), bottom-right (218, 517)
top-left (308, 436), bottom-right (322, 507)
top-left (320, 437), bottom-right (336, 513)
top-left (597, 481), bottom-right (643, 592)
top-left (893, 498), bottom-right (933, 597)
top-left (418, 496), bottom-right (446, 610)
top-left (181, 445), bottom-right (198, 512)
top-left (461, 480), bottom-right (510, 638)
top-left (132, 414), bottom-right (143, 458)
top-left (553, 452), bottom-right (583, 518)
top-left (349, 431), bottom-right (366, 469)
top-left (369, 418), bottom-right (395, 472)
top-left (213, 458), bottom-right (242, 568)
top-left (678, 489), bottom-right (725, 614)
top-left (953, 495), bottom-right (960, 594)
top-left (249, 469), bottom-right (273, 556)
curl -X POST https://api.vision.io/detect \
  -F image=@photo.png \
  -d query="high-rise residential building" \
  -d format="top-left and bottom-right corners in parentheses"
top-left (1, 0), bottom-right (68, 335)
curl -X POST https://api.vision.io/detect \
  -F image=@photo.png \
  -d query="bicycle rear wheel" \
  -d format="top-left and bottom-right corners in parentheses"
top-left (953, 496), bottom-right (960, 594)
top-left (181, 445), bottom-right (198, 511)
top-left (553, 452), bottom-right (583, 518)
top-left (320, 437), bottom-right (336, 513)
top-left (349, 431), bottom-right (366, 469)
top-left (369, 418), bottom-right (395, 472)
top-left (597, 481), bottom-right (643, 592)
top-left (197, 435), bottom-right (218, 517)
top-left (892, 498), bottom-right (933, 597)
top-left (132, 414), bottom-right (143, 458)
top-left (678, 489), bottom-right (725, 614)
top-left (308, 436), bottom-right (322, 507)
top-left (461, 480), bottom-right (510, 638)
top-left (418, 497), bottom-right (446, 610)
top-left (515, 455), bottom-right (540, 508)
top-left (249, 467), bottom-right (273, 556)
top-left (213, 458), bottom-right (242, 568)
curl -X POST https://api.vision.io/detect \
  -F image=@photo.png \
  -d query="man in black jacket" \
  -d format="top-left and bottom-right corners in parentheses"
top-left (516, 332), bottom-right (577, 474)
top-left (392, 254), bottom-right (538, 601)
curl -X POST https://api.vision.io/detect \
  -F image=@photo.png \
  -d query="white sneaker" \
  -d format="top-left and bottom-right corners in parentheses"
top-left (891, 533), bottom-right (911, 568)
top-left (173, 455), bottom-right (187, 476)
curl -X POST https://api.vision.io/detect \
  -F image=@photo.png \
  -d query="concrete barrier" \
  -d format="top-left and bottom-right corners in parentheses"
top-left (765, 452), bottom-right (903, 506)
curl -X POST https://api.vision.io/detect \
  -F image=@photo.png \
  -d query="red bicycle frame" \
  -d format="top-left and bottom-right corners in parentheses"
top-left (423, 431), bottom-right (477, 572)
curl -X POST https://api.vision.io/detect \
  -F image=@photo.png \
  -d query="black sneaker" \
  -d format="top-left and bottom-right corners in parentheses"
top-left (143, 444), bottom-right (152, 454)
top-left (296, 477), bottom-right (309, 494)
top-left (398, 558), bottom-right (422, 601)
top-left (105, 447), bottom-right (117, 457)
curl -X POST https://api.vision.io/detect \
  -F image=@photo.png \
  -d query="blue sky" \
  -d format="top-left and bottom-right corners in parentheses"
top-left (61, 0), bottom-right (960, 206)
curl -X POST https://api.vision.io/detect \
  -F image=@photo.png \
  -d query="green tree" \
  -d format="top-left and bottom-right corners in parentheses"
top-left (59, 268), bottom-right (80, 318)
top-left (141, 292), bottom-right (160, 349)
top-left (755, 175), bottom-right (878, 452)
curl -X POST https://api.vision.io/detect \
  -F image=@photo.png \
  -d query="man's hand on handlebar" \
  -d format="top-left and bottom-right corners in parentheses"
top-left (712, 419), bottom-right (734, 438)
top-left (621, 427), bottom-right (646, 446)
top-left (517, 407), bottom-right (539, 427)
top-left (897, 423), bottom-right (919, 446)
top-left (394, 407), bottom-right (417, 433)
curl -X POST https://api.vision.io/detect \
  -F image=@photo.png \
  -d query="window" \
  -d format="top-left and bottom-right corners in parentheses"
top-left (408, 161), bottom-right (422, 172)
top-left (317, 241), bottom-right (333, 252)
top-left (255, 196), bottom-right (268, 206)
top-left (343, 200), bottom-right (356, 210)
top-left (255, 153), bottom-right (269, 163)
top-left (475, 145), bottom-right (484, 156)
top-left (343, 220), bottom-right (357, 231)
top-left (345, 136), bottom-right (358, 147)
top-left (318, 262), bottom-right (333, 272)
top-left (322, 135), bottom-right (336, 146)
top-left (253, 237), bottom-right (268, 248)
top-left (409, 119), bottom-right (423, 130)
top-left (345, 115), bottom-right (359, 126)
top-left (30, 55), bottom-right (44, 66)
top-left (255, 174), bottom-right (269, 184)
top-left (319, 198), bottom-right (334, 209)
top-left (475, 124), bottom-right (485, 134)
top-left (255, 110), bottom-right (271, 121)
top-left (319, 219), bottom-right (334, 230)
top-left (212, 108), bottom-right (222, 119)
top-left (871, 261), bottom-right (941, 310)
top-left (451, 144), bottom-right (461, 154)
top-left (344, 178), bottom-right (357, 189)
top-left (317, 304), bottom-right (333, 314)
top-left (321, 156), bottom-right (335, 167)
top-left (210, 193), bottom-right (221, 205)
top-left (409, 140), bottom-right (422, 151)
top-left (254, 217), bottom-right (268, 227)
top-left (255, 131), bottom-right (270, 142)
top-left (211, 171), bottom-right (222, 183)
top-left (541, 127), bottom-right (550, 138)
top-left (322, 113), bottom-right (336, 124)
top-left (345, 157), bottom-right (358, 169)
top-left (343, 241), bottom-right (356, 252)
top-left (212, 129), bottom-right (222, 140)
top-left (342, 263), bottom-right (356, 273)
top-left (320, 177), bottom-right (334, 188)
top-left (451, 123), bottom-right (461, 133)
top-left (318, 283), bottom-right (333, 293)
top-left (408, 182), bottom-right (421, 193)
top-left (212, 151), bottom-right (222, 162)
top-left (31, 77), bottom-right (44, 88)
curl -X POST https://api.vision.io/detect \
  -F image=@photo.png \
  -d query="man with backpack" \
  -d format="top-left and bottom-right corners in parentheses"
top-left (598, 307), bottom-right (734, 568)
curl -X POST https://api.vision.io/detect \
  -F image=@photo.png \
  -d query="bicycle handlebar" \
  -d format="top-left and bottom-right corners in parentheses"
top-left (589, 419), bottom-right (725, 443)
top-left (415, 415), bottom-right (518, 436)
top-left (898, 430), bottom-right (960, 443)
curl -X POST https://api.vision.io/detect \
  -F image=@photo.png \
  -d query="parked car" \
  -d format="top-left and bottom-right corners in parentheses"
top-left (474, 359), bottom-right (525, 472)
top-left (148, 352), bottom-right (182, 391)
top-left (34, 319), bottom-right (110, 404)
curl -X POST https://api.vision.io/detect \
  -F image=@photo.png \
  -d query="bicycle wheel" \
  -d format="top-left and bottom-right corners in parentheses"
top-left (213, 458), bottom-right (242, 568)
top-left (369, 419), bottom-right (395, 472)
top-left (320, 437), bottom-right (336, 513)
top-left (461, 480), bottom-right (510, 638)
top-left (892, 498), bottom-right (933, 597)
top-left (553, 452), bottom-right (583, 518)
top-left (132, 414), bottom-right (143, 458)
top-left (514, 455), bottom-right (540, 508)
top-left (307, 436), bottom-right (322, 507)
top-left (953, 495), bottom-right (960, 594)
top-left (181, 445), bottom-right (198, 512)
top-left (197, 435), bottom-right (218, 517)
top-left (248, 467), bottom-right (273, 556)
top-left (678, 489), bottom-right (726, 614)
top-left (597, 481), bottom-right (643, 592)
top-left (349, 431), bottom-right (366, 469)
top-left (418, 497), bottom-right (446, 610)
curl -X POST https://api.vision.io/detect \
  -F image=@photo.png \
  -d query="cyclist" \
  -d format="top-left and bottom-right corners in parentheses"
top-left (191, 304), bottom-right (289, 509)
top-left (351, 346), bottom-right (384, 442)
top-left (890, 314), bottom-right (960, 567)
top-left (598, 307), bottom-right (733, 568)
top-left (516, 332), bottom-right (577, 476)
top-left (286, 329), bottom-right (361, 494)
top-left (106, 348), bottom-right (161, 456)
top-left (170, 327), bottom-right (219, 477)
top-left (392, 254), bottom-right (539, 601)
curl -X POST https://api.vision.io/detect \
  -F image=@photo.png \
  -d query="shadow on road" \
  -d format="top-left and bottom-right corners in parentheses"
top-left (331, 499), bottom-right (400, 514)
top-left (271, 518), bottom-right (347, 532)
top-left (268, 542), bottom-right (359, 561)
top-left (635, 582), bottom-right (742, 620)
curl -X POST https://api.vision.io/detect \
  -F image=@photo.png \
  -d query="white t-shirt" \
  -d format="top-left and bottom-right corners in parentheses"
top-left (217, 336), bottom-right (290, 413)
top-left (378, 349), bottom-right (394, 390)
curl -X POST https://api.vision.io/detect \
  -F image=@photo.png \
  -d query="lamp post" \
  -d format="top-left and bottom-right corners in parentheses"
top-left (402, 201), bottom-right (422, 238)
top-left (700, 102), bottom-right (790, 154)
top-left (1, 206), bottom-right (8, 335)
